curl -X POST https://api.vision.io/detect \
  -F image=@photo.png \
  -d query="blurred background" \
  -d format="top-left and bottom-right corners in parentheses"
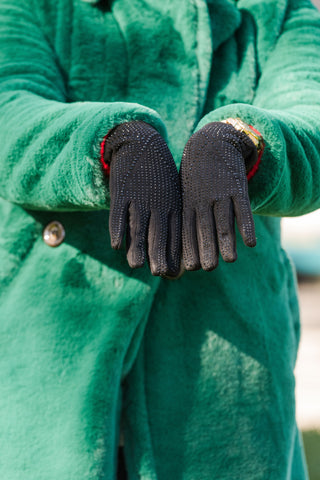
top-left (281, 3), bottom-right (320, 478)
top-left (280, 2), bottom-right (320, 472)
top-left (283, 211), bottom-right (320, 479)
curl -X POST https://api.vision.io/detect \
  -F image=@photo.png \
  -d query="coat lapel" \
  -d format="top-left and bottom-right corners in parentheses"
top-left (80, 0), bottom-right (242, 153)
top-left (194, 0), bottom-right (241, 124)
top-left (206, 0), bottom-right (241, 51)
top-left (82, 0), bottom-right (241, 54)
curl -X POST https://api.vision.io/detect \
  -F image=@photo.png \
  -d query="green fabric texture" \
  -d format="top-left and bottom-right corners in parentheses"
top-left (0, 0), bottom-right (319, 478)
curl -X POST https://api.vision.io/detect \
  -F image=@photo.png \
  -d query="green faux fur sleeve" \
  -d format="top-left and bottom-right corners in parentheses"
top-left (197, 0), bottom-right (320, 217)
top-left (0, 0), bottom-right (166, 211)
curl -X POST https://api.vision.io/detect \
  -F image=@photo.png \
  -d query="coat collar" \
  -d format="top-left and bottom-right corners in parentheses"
top-left (83, 0), bottom-right (241, 53)
top-left (206, 0), bottom-right (241, 52)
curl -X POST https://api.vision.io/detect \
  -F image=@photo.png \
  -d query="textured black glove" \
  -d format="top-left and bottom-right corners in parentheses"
top-left (104, 121), bottom-right (182, 277)
top-left (180, 122), bottom-right (257, 271)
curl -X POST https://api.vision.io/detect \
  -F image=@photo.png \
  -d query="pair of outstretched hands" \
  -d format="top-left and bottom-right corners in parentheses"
top-left (104, 120), bottom-right (257, 278)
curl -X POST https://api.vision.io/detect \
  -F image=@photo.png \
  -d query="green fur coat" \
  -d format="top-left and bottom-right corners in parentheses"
top-left (0, 0), bottom-right (319, 478)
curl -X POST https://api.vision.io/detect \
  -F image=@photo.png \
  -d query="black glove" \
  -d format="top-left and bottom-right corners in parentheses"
top-left (104, 121), bottom-right (182, 277)
top-left (180, 122), bottom-right (257, 272)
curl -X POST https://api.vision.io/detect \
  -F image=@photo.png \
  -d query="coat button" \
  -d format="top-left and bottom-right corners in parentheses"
top-left (43, 221), bottom-right (65, 247)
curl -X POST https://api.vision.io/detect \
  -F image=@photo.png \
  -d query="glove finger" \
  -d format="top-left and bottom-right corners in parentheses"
top-left (126, 202), bottom-right (149, 268)
top-left (196, 205), bottom-right (219, 271)
top-left (233, 195), bottom-right (256, 248)
top-left (148, 210), bottom-right (169, 277)
top-left (213, 199), bottom-right (237, 263)
top-left (182, 208), bottom-right (201, 271)
top-left (109, 199), bottom-right (128, 250)
top-left (165, 210), bottom-right (182, 277)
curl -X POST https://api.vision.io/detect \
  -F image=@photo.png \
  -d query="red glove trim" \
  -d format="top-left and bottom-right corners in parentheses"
top-left (246, 148), bottom-right (263, 181)
top-left (246, 124), bottom-right (265, 181)
top-left (100, 134), bottom-right (111, 176)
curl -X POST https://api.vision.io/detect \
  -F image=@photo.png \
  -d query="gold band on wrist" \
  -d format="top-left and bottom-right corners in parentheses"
top-left (221, 118), bottom-right (265, 155)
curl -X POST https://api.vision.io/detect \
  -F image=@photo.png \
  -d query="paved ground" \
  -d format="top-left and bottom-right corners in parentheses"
top-left (295, 279), bottom-right (320, 430)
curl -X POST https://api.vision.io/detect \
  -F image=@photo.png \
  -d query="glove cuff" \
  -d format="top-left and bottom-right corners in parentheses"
top-left (220, 118), bottom-right (265, 179)
top-left (100, 133), bottom-right (111, 176)
top-left (100, 121), bottom-right (160, 177)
